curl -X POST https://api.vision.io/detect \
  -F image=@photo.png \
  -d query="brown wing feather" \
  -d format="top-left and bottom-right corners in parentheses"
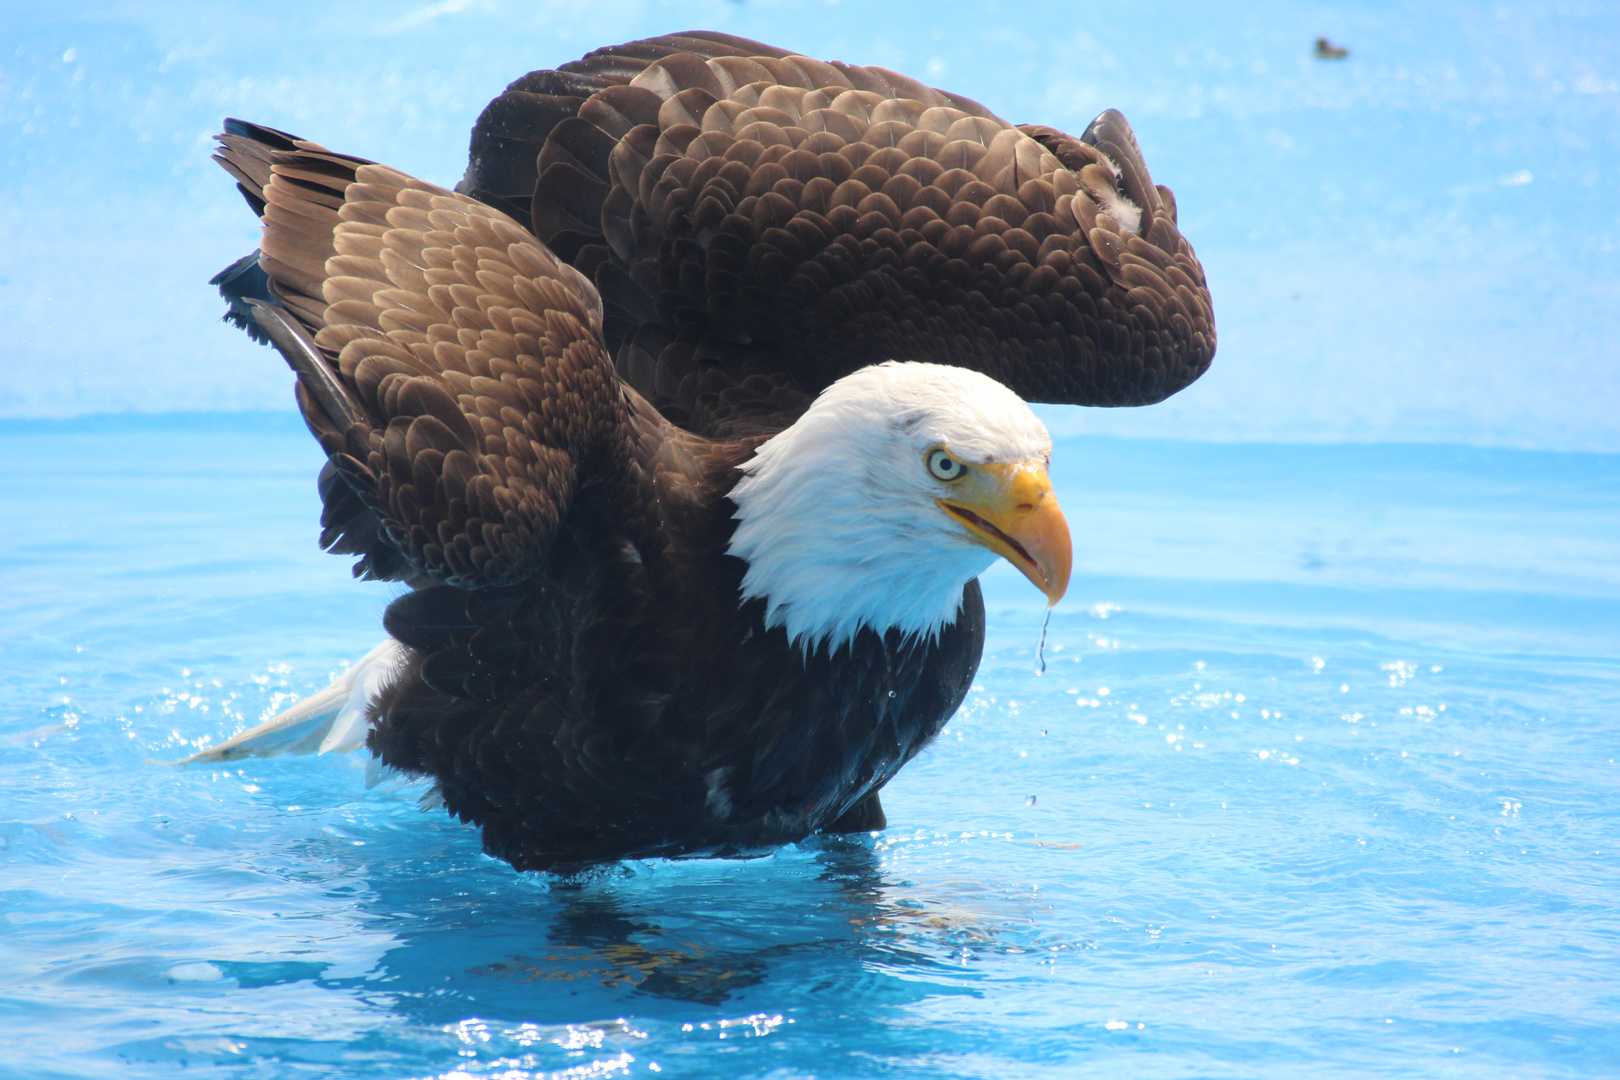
top-left (217, 122), bottom-right (630, 588)
top-left (458, 33), bottom-right (1216, 437)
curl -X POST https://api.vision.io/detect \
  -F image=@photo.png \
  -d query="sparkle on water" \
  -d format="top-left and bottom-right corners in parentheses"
top-left (4, 415), bottom-right (1617, 1079)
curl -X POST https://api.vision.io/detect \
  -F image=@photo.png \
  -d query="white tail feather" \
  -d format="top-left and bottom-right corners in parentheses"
top-left (176, 640), bottom-right (405, 766)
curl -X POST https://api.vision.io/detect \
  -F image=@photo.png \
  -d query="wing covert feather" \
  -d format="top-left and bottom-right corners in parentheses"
top-left (217, 122), bottom-right (630, 587)
top-left (457, 33), bottom-right (1216, 436)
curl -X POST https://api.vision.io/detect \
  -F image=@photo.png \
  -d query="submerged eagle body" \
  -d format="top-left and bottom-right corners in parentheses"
top-left (195, 32), bottom-right (1213, 871)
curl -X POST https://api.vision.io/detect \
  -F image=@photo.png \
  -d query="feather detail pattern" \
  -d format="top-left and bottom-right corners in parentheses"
top-left (216, 121), bottom-right (631, 588)
top-left (457, 31), bottom-right (1216, 437)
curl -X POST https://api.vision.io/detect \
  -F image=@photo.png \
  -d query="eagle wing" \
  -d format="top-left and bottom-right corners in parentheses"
top-left (457, 31), bottom-right (1216, 437)
top-left (216, 121), bottom-right (631, 587)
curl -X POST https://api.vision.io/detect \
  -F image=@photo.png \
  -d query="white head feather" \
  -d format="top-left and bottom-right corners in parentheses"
top-left (726, 361), bottom-right (1053, 652)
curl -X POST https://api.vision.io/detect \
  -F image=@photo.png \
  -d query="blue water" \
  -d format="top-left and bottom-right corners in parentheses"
top-left (4, 414), bottom-right (1617, 1078)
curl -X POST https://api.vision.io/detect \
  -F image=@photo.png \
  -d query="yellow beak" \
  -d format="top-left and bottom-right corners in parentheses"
top-left (938, 462), bottom-right (1072, 605)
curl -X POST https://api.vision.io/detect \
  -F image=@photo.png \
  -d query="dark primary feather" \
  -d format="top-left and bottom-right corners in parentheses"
top-left (209, 252), bottom-right (275, 344)
top-left (208, 33), bottom-right (1212, 870)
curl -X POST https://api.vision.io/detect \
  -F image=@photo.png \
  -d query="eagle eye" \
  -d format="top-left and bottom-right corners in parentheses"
top-left (926, 448), bottom-right (966, 482)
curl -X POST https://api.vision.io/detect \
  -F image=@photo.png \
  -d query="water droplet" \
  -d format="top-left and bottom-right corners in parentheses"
top-left (1034, 610), bottom-right (1051, 674)
top-left (1025, 795), bottom-right (1037, 807)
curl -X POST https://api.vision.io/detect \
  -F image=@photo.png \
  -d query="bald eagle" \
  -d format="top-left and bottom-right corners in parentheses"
top-left (188, 32), bottom-right (1214, 871)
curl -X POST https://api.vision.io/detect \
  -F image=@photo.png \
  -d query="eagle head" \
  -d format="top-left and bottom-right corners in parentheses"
top-left (728, 362), bottom-right (1073, 651)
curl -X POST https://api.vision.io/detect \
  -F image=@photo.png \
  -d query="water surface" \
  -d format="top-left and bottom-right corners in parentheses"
top-left (3, 415), bottom-right (1617, 1078)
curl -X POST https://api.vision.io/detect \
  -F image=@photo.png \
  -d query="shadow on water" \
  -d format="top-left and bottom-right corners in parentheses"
top-left (315, 831), bottom-right (979, 1033)
top-left (522, 839), bottom-right (896, 1006)
top-left (90, 823), bottom-right (992, 1076)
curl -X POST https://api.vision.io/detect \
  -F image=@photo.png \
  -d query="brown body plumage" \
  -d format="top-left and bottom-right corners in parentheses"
top-left (207, 32), bottom-right (1213, 871)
